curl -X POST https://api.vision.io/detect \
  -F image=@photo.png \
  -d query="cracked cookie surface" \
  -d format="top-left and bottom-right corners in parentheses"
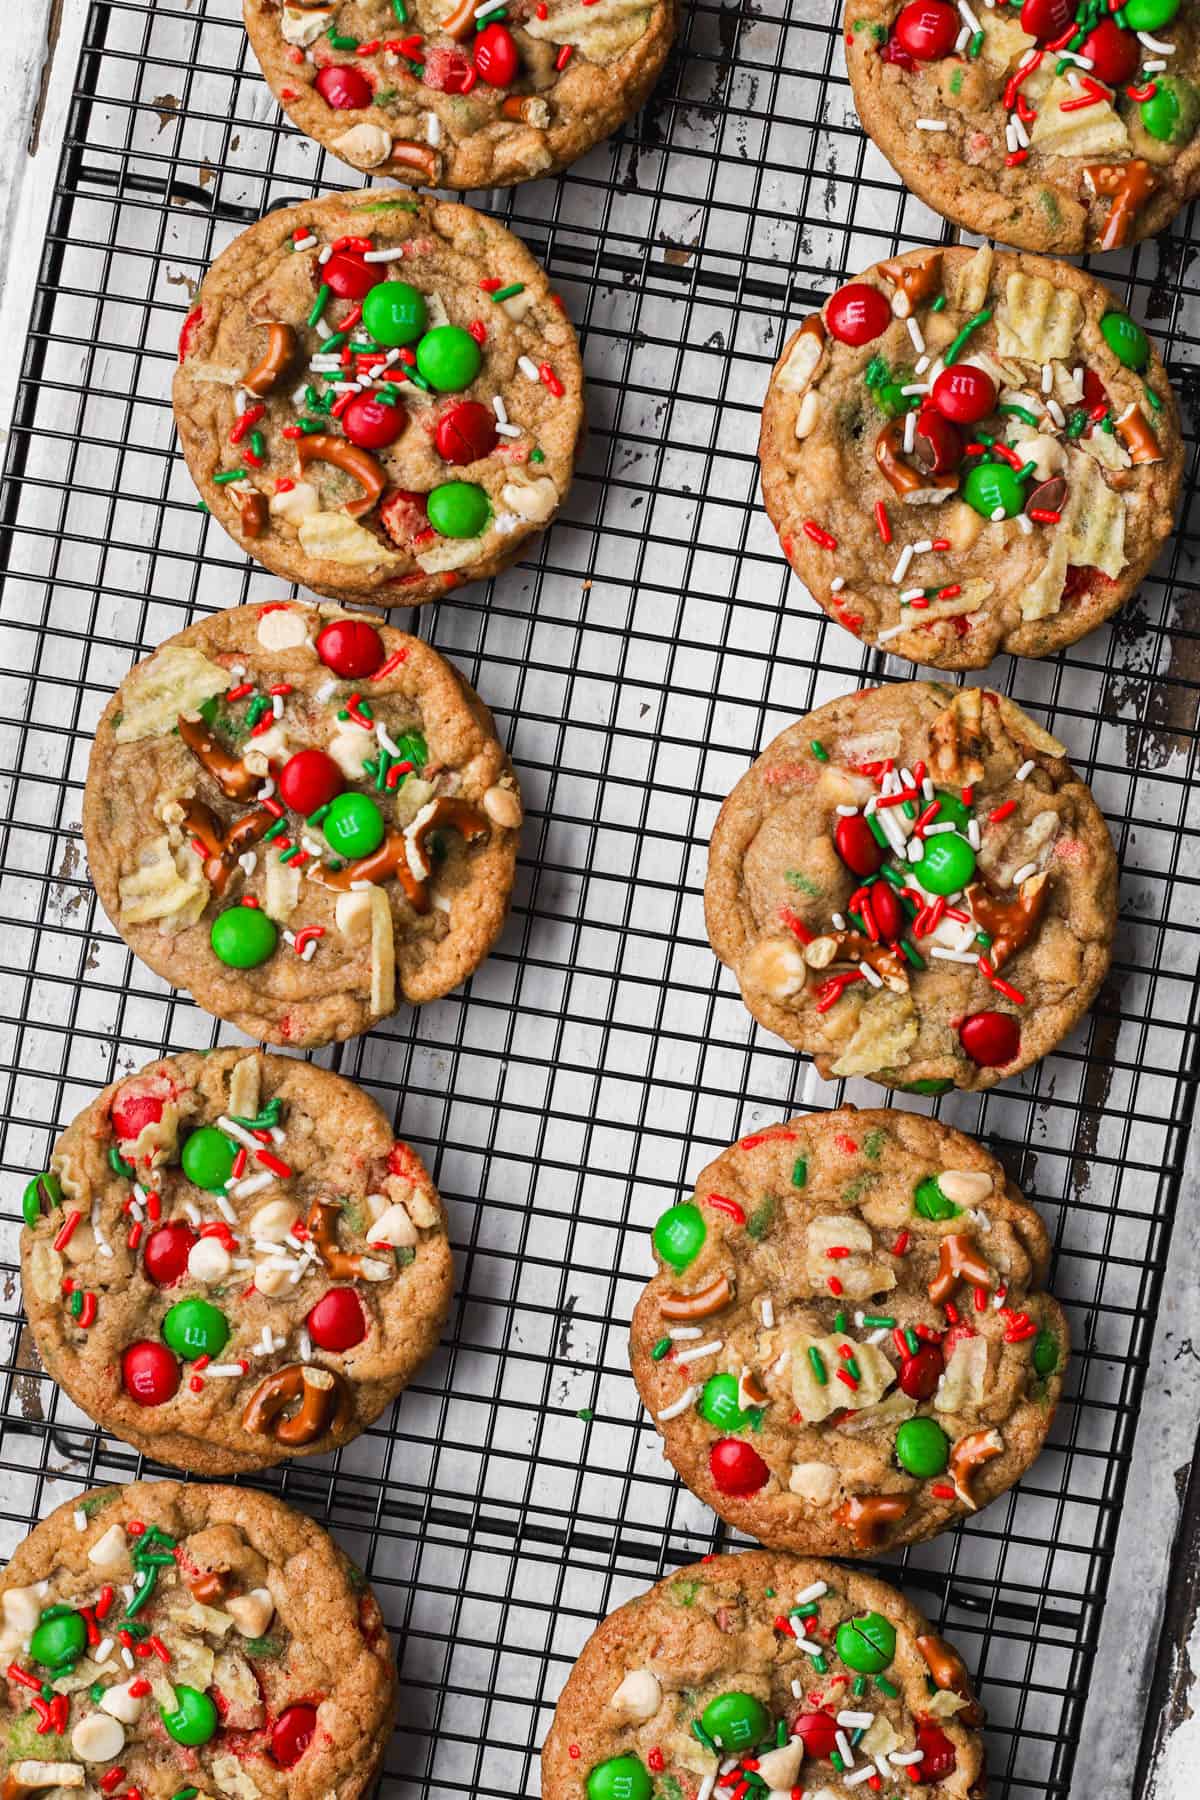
top-left (704, 682), bottom-right (1117, 1091)
top-left (631, 1106), bottom-right (1067, 1557)
top-left (21, 1049), bottom-right (452, 1474)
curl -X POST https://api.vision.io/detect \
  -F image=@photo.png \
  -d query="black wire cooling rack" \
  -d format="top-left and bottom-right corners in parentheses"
top-left (2, 0), bottom-right (1200, 1795)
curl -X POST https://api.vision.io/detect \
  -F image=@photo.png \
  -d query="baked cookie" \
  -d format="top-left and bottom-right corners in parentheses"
top-left (542, 1548), bottom-right (986, 1800)
top-left (174, 188), bottom-right (584, 605)
top-left (83, 601), bottom-right (521, 1046)
top-left (243, 0), bottom-right (678, 189)
top-left (846, 0), bottom-right (1200, 251)
top-left (20, 1048), bottom-right (453, 1474)
top-left (21, 1051), bottom-right (453, 1468)
top-left (0, 1481), bottom-right (395, 1800)
top-left (631, 1107), bottom-right (1067, 1556)
top-left (759, 244), bottom-right (1182, 669)
top-left (704, 682), bottom-right (1117, 1091)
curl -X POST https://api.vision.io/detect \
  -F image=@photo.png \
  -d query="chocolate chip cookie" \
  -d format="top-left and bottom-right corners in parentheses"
top-left (542, 1548), bottom-right (986, 1800)
top-left (174, 188), bottom-right (583, 606)
top-left (83, 602), bottom-right (521, 1046)
top-left (704, 682), bottom-right (1117, 1090)
top-left (21, 1049), bottom-right (453, 1474)
top-left (0, 1480), bottom-right (395, 1800)
top-left (759, 245), bottom-right (1182, 668)
top-left (631, 1106), bottom-right (1067, 1556)
top-left (846, 0), bottom-right (1200, 251)
top-left (244, 0), bottom-right (678, 189)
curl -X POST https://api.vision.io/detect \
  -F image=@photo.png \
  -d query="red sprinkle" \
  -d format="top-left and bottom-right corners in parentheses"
top-left (802, 519), bottom-right (838, 550)
top-left (707, 1193), bottom-right (748, 1225)
top-left (555, 42), bottom-right (573, 67)
top-left (931, 1483), bottom-right (957, 1500)
top-left (988, 799), bottom-right (1017, 823)
top-left (539, 361), bottom-right (564, 397)
top-left (978, 957), bottom-right (1027, 1005)
top-left (1029, 507), bottom-right (1061, 524)
top-left (372, 648), bottom-right (410, 682)
top-left (827, 1276), bottom-right (844, 1297)
top-left (77, 1291), bottom-right (98, 1328)
top-left (892, 1230), bottom-right (911, 1256)
top-left (255, 1149), bottom-right (293, 1179)
top-left (874, 499), bottom-right (892, 545)
top-left (53, 1209), bottom-right (82, 1252)
top-left (778, 904), bottom-right (815, 944)
top-left (99, 1772), bottom-right (125, 1795)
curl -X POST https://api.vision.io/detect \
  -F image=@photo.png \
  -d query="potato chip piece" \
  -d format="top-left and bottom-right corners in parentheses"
top-left (950, 245), bottom-right (993, 316)
top-left (115, 646), bottom-right (230, 743)
top-left (369, 885), bottom-right (395, 1018)
top-left (227, 1054), bottom-right (261, 1122)
top-left (791, 1332), bottom-right (895, 1422)
top-left (1077, 426), bottom-right (1131, 472)
top-left (999, 269), bottom-right (1085, 363)
top-left (979, 12), bottom-right (1035, 70)
top-left (1061, 448), bottom-right (1126, 578)
top-left (263, 848), bottom-right (302, 923)
top-left (831, 988), bottom-right (918, 1077)
top-left (298, 510), bottom-right (401, 569)
top-left (935, 1334), bottom-right (990, 1411)
top-left (1028, 77), bottom-right (1130, 159)
top-left (1019, 534), bottom-right (1069, 622)
top-left (524, 0), bottom-right (651, 60)
top-left (992, 694), bottom-right (1067, 756)
top-left (281, 3), bottom-right (334, 46)
top-left (416, 536), bottom-right (486, 574)
top-left (118, 837), bottom-right (209, 931)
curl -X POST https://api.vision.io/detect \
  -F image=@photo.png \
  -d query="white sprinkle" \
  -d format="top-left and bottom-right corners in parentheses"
top-left (74, 1509), bottom-right (87, 1533)
top-left (968, 819), bottom-right (982, 851)
top-left (923, 777), bottom-right (934, 800)
top-left (1016, 512), bottom-right (1033, 535)
top-left (903, 409), bottom-right (917, 455)
top-left (836, 1731), bottom-right (856, 1770)
top-left (183, 1200), bottom-right (201, 1226)
top-left (891, 1751), bottom-right (926, 1767)
top-left (931, 947), bottom-right (979, 964)
top-left (1142, 56), bottom-right (1167, 69)
top-left (674, 1339), bottom-right (724, 1367)
top-left (860, 961), bottom-right (883, 988)
top-left (867, 1328), bottom-right (890, 1345)
top-left (791, 1679), bottom-right (803, 1700)
top-left (1011, 110), bottom-right (1030, 148)
top-left (668, 1326), bottom-right (703, 1340)
top-left (793, 1632), bottom-right (824, 1655)
top-left (1061, 47), bottom-right (1094, 66)
top-left (901, 766), bottom-right (917, 787)
top-left (1005, 119), bottom-right (1019, 154)
top-left (912, 539), bottom-right (933, 555)
top-left (1138, 29), bottom-right (1175, 50)
top-left (844, 1769), bottom-right (876, 1788)
top-left (697, 1775), bottom-right (717, 1800)
top-left (292, 234), bottom-right (318, 254)
top-left (1016, 759), bottom-right (1035, 782)
top-left (906, 317), bottom-right (925, 354)
top-left (656, 1386), bottom-right (699, 1421)
top-left (1012, 862), bottom-right (1038, 886)
top-left (899, 587), bottom-right (925, 603)
top-left (877, 809), bottom-right (908, 859)
top-left (376, 720), bottom-right (402, 758)
top-left (915, 117), bottom-right (948, 130)
top-left (492, 393), bottom-right (509, 425)
top-left (900, 383), bottom-right (930, 396)
top-left (496, 421), bottom-right (521, 438)
top-left (1041, 363), bottom-right (1053, 395)
top-left (1072, 364), bottom-right (1084, 390)
top-left (1046, 398), bottom-right (1066, 427)
top-left (924, 821), bottom-right (958, 836)
top-left (518, 355), bottom-right (540, 381)
top-left (877, 621), bottom-right (910, 645)
top-left (318, 244), bottom-right (332, 265)
top-left (907, 840), bottom-right (925, 863)
top-left (838, 1711), bottom-right (875, 1730)
top-left (957, 0), bottom-right (980, 27)
top-left (94, 1637), bottom-right (113, 1663)
top-left (229, 1171), bottom-right (274, 1202)
top-left (836, 803), bottom-right (860, 817)
top-left (892, 544), bottom-right (914, 585)
top-left (475, 0), bottom-right (508, 14)
top-left (831, 912), bottom-right (847, 931)
top-left (314, 317), bottom-right (333, 341)
top-left (206, 1363), bottom-right (247, 1378)
top-left (875, 1757), bottom-right (895, 1780)
top-left (121, 1647), bottom-right (135, 1670)
top-left (830, 575), bottom-right (846, 593)
top-left (990, 505), bottom-right (1007, 522)
top-left (954, 21), bottom-right (970, 49)
top-left (215, 1115), bottom-right (260, 1153)
top-left (761, 1297), bottom-right (775, 1328)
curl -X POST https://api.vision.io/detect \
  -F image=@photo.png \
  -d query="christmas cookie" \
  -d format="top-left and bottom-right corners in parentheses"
top-left (174, 188), bottom-right (583, 605)
top-left (759, 244), bottom-right (1182, 668)
top-left (82, 602), bottom-right (521, 1046)
top-left (631, 1107), bottom-right (1067, 1556)
top-left (0, 1481), bottom-right (395, 1800)
top-left (20, 1049), bottom-right (453, 1474)
top-left (846, 0), bottom-right (1200, 251)
top-left (542, 1549), bottom-right (986, 1800)
top-left (243, 0), bottom-right (677, 189)
top-left (704, 682), bottom-right (1117, 1090)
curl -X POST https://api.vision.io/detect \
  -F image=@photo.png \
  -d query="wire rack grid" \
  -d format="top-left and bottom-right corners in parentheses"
top-left (1, 0), bottom-right (1199, 1796)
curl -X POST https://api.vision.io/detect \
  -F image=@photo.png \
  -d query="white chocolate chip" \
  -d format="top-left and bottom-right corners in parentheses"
top-left (99, 1680), bottom-right (145, 1725)
top-left (365, 1203), bottom-right (418, 1250)
top-left (188, 1237), bottom-right (233, 1285)
top-left (498, 475), bottom-right (558, 523)
top-left (86, 1525), bottom-right (129, 1571)
top-left (936, 1169), bottom-right (994, 1204)
top-left (255, 607), bottom-right (309, 653)
top-left (333, 124), bottom-right (395, 168)
top-left (268, 481), bottom-right (320, 527)
top-left (483, 783), bottom-right (523, 830)
top-left (249, 1199), bottom-right (300, 1243)
top-left (280, 2), bottom-right (335, 46)
top-left (226, 1589), bottom-right (275, 1639)
top-left (608, 1668), bottom-right (661, 1721)
top-left (742, 937), bottom-right (809, 1001)
top-left (2, 1587), bottom-right (41, 1636)
top-left (6, 1765), bottom-right (84, 1794)
top-left (71, 1713), bottom-right (126, 1762)
top-left (334, 889), bottom-right (373, 944)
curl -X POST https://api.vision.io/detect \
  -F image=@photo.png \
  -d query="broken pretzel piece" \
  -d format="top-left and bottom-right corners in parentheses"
top-left (307, 1196), bottom-right (393, 1283)
top-left (948, 1426), bottom-right (1004, 1510)
top-left (659, 1273), bottom-right (734, 1322)
top-left (242, 1362), bottom-right (353, 1447)
top-left (880, 249), bottom-right (943, 318)
top-left (929, 688), bottom-right (985, 786)
top-left (965, 870), bottom-right (1048, 971)
top-left (243, 322), bottom-right (297, 398)
top-left (804, 930), bottom-right (909, 994)
top-left (1082, 159), bottom-right (1158, 252)
top-left (875, 418), bottom-right (959, 505)
top-left (182, 799), bottom-right (275, 896)
top-left (179, 711), bottom-right (261, 802)
top-left (297, 434), bottom-right (387, 520)
top-left (1114, 402), bottom-right (1161, 465)
top-left (833, 1492), bottom-right (910, 1549)
top-left (928, 1232), bottom-right (993, 1306)
top-left (916, 1633), bottom-right (986, 1727)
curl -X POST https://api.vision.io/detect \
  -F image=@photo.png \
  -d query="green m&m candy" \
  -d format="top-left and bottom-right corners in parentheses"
top-left (700, 1690), bottom-right (771, 1750)
top-left (323, 791), bottom-right (385, 859)
top-left (653, 1202), bottom-right (706, 1270)
top-left (902, 1078), bottom-right (955, 1095)
top-left (211, 905), bottom-right (277, 969)
top-left (1119, 0), bottom-right (1179, 29)
top-left (22, 1170), bottom-right (62, 1228)
top-left (1033, 1329), bottom-right (1059, 1376)
top-left (700, 1373), bottom-right (750, 1432)
top-left (586, 1756), bottom-right (652, 1800)
top-left (933, 788), bottom-right (970, 830)
top-left (361, 279), bottom-right (427, 347)
top-left (835, 1611), bottom-right (897, 1674)
top-left (162, 1298), bottom-right (230, 1361)
top-left (895, 1416), bottom-right (950, 1478)
top-left (1100, 311), bottom-right (1149, 371)
top-left (427, 480), bottom-right (490, 538)
top-left (962, 459), bottom-right (1026, 520)
top-left (30, 1607), bottom-right (86, 1669)
top-left (161, 1684), bottom-right (219, 1747)
top-left (915, 832), bottom-right (976, 895)
top-left (181, 1126), bottom-right (237, 1192)
top-left (1140, 75), bottom-right (1200, 143)
top-left (416, 324), bottom-right (482, 393)
top-left (914, 1175), bottom-right (959, 1221)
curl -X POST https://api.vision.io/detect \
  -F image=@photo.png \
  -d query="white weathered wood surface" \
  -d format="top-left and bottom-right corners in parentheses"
top-left (1, 3), bottom-right (1197, 1796)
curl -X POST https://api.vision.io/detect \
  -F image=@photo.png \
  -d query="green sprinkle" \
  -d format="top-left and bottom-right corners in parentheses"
top-left (969, 26), bottom-right (984, 52)
top-left (811, 1652), bottom-right (828, 1675)
top-left (298, 417), bottom-right (324, 433)
top-left (862, 1314), bottom-right (896, 1328)
top-left (864, 354), bottom-right (888, 389)
top-left (263, 819), bottom-right (289, 844)
top-left (765, 1587), bottom-right (775, 1598)
top-left (529, 447), bottom-right (545, 463)
top-left (321, 331), bottom-right (347, 354)
top-left (866, 813), bottom-right (889, 849)
top-left (123, 1570), bottom-right (157, 1619)
top-left (212, 468), bottom-right (246, 485)
top-left (249, 430), bottom-right (265, 460)
top-left (68, 1289), bottom-right (83, 1317)
top-left (307, 804), bottom-right (332, 827)
top-left (1145, 385), bottom-right (1163, 411)
top-left (944, 308), bottom-right (992, 366)
top-left (879, 863), bottom-right (906, 888)
top-left (792, 1157), bottom-right (807, 1188)
top-left (844, 1356), bottom-right (862, 1381)
top-left (853, 1676), bottom-right (867, 1697)
top-left (692, 1720), bottom-right (718, 1753)
top-left (1067, 409), bottom-right (1088, 439)
top-left (491, 282), bottom-right (525, 303)
top-left (653, 1335), bottom-right (674, 1359)
top-left (974, 930), bottom-right (993, 949)
top-left (1101, 415), bottom-right (1114, 434)
top-left (392, 0), bottom-right (407, 18)
top-left (1000, 402), bottom-right (1040, 427)
top-left (197, 500), bottom-right (209, 513)
top-left (931, 294), bottom-right (947, 311)
top-left (327, 32), bottom-right (359, 48)
top-left (876, 1675), bottom-right (899, 1698)
top-left (834, 1309), bottom-right (848, 1333)
top-left (403, 368), bottom-right (433, 393)
top-left (900, 799), bottom-right (916, 820)
top-left (171, 1790), bottom-right (201, 1800)
top-left (245, 694), bottom-right (271, 728)
top-left (904, 1328), bottom-right (920, 1356)
top-left (847, 911), bottom-right (866, 934)
top-left (307, 284), bottom-right (332, 330)
top-left (231, 1099), bottom-right (282, 1132)
top-left (1017, 460), bottom-right (1039, 481)
top-left (577, 1407), bottom-right (593, 1421)
top-left (898, 937), bottom-right (925, 970)
top-left (279, 846), bottom-right (302, 864)
top-left (810, 739), bottom-right (829, 761)
top-left (808, 1346), bottom-right (828, 1386)
top-left (831, 1753), bottom-right (844, 1774)
top-left (776, 1718), bottom-right (788, 1746)
top-left (793, 1601), bottom-right (819, 1618)
top-left (108, 1147), bottom-right (135, 1178)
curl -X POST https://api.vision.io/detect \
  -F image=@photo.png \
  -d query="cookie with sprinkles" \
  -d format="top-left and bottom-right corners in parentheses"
top-left (82, 602), bottom-right (521, 1046)
top-left (542, 1548), bottom-right (987, 1800)
top-left (243, 0), bottom-right (678, 189)
top-left (20, 1048), bottom-right (453, 1474)
top-left (173, 188), bottom-right (583, 605)
top-left (845, 0), bottom-right (1200, 251)
top-left (0, 1480), bottom-right (395, 1799)
top-left (631, 1107), bottom-right (1067, 1556)
top-left (704, 682), bottom-right (1117, 1090)
top-left (759, 244), bottom-right (1182, 668)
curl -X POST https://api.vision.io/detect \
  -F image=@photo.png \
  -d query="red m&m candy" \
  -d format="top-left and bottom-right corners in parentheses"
top-left (898, 1343), bottom-right (944, 1399)
top-left (958, 1010), bottom-right (1021, 1067)
top-left (271, 1704), bottom-right (319, 1768)
top-left (142, 1223), bottom-right (198, 1289)
top-left (1019, 0), bottom-right (1074, 37)
top-left (343, 393), bottom-right (407, 451)
top-left (316, 619), bottom-right (385, 678)
top-left (278, 750), bottom-right (344, 816)
top-left (307, 1288), bottom-right (367, 1352)
top-left (834, 813), bottom-right (885, 877)
top-left (931, 363), bottom-right (997, 425)
top-left (792, 1713), bottom-right (839, 1760)
top-left (826, 283), bottom-right (892, 347)
top-left (709, 1437), bottom-right (770, 1496)
top-left (435, 400), bottom-right (499, 466)
top-left (315, 64), bottom-right (373, 110)
top-left (1079, 17), bottom-right (1139, 83)
top-left (474, 21), bottom-right (519, 86)
top-left (122, 1340), bottom-right (180, 1407)
top-left (869, 881), bottom-right (903, 941)
top-left (111, 1080), bottom-right (172, 1144)
top-left (323, 252), bottom-right (382, 301)
top-left (914, 1720), bottom-right (957, 1780)
top-left (894, 0), bottom-right (959, 58)
top-left (914, 408), bottom-right (962, 474)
